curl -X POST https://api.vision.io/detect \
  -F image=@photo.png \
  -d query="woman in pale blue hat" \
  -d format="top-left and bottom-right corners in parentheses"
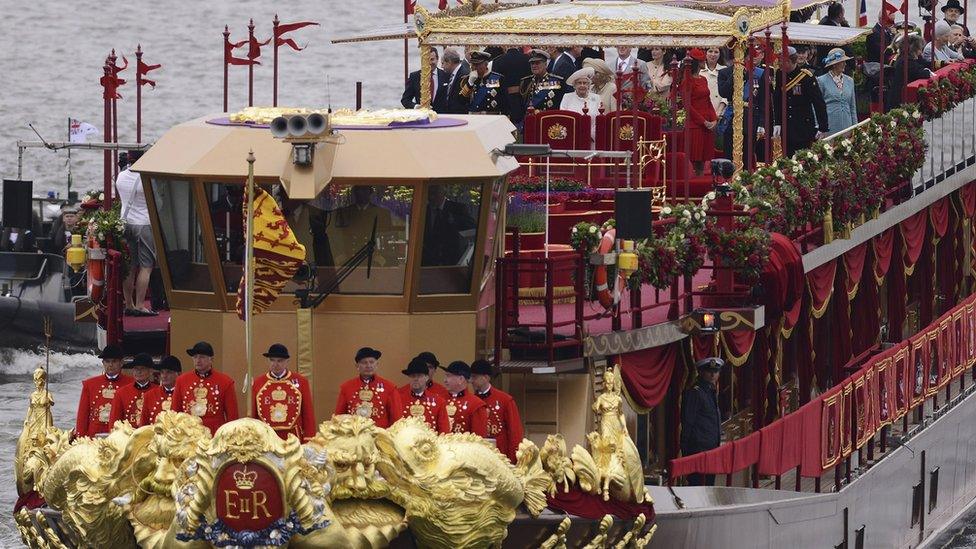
top-left (816, 48), bottom-right (858, 135)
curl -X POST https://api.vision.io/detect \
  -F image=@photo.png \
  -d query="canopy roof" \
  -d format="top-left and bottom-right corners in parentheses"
top-left (133, 114), bottom-right (518, 182)
top-left (334, 0), bottom-right (790, 48)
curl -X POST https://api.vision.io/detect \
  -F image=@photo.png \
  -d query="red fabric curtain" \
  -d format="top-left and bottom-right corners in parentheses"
top-left (961, 182), bottom-right (976, 217)
top-left (888, 231), bottom-right (908, 342)
top-left (800, 396), bottom-right (826, 477)
top-left (831, 266), bottom-right (854, 384)
top-left (720, 330), bottom-right (756, 366)
top-left (617, 343), bottom-right (679, 408)
top-left (547, 488), bottom-right (656, 520)
top-left (873, 229), bottom-right (894, 283)
top-left (701, 442), bottom-right (734, 474)
top-left (670, 452), bottom-right (706, 478)
top-left (843, 244), bottom-right (868, 299)
top-left (732, 430), bottom-right (762, 472)
top-left (930, 197), bottom-right (950, 239)
top-left (852, 244), bottom-right (881, 356)
top-left (757, 420), bottom-right (784, 475)
top-left (807, 260), bottom-right (837, 317)
top-left (691, 334), bottom-right (718, 362)
top-left (761, 233), bottom-right (805, 319)
top-left (901, 211), bottom-right (928, 269)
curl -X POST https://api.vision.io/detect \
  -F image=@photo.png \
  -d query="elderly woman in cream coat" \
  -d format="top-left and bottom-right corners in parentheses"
top-left (582, 57), bottom-right (618, 112)
top-left (816, 48), bottom-right (858, 135)
top-left (560, 67), bottom-right (602, 145)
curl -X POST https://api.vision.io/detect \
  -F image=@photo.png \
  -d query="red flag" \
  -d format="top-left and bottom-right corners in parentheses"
top-left (899, 0), bottom-right (909, 14)
top-left (439, 0), bottom-right (448, 9)
top-left (274, 20), bottom-right (318, 38)
top-left (276, 38), bottom-right (305, 51)
top-left (225, 36), bottom-right (258, 66)
top-left (882, 0), bottom-right (899, 15)
top-left (405, 0), bottom-right (416, 15)
top-left (248, 34), bottom-right (271, 61)
top-left (137, 59), bottom-right (161, 88)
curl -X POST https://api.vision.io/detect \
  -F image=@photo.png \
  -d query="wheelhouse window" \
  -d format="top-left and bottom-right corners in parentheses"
top-left (419, 181), bottom-right (483, 295)
top-left (205, 182), bottom-right (413, 296)
top-left (149, 178), bottom-right (213, 292)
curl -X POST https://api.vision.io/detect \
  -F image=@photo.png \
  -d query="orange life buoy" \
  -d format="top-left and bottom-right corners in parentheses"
top-left (593, 228), bottom-right (623, 309)
top-left (86, 237), bottom-right (105, 303)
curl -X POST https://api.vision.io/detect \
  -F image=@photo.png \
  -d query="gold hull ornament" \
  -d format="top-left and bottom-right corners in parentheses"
top-left (16, 367), bottom-right (654, 548)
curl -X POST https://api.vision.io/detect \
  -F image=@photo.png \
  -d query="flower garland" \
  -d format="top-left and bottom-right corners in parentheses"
top-left (917, 64), bottom-right (976, 119)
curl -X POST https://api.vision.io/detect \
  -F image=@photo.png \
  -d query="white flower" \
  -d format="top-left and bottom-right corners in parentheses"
top-left (795, 164), bottom-right (804, 173)
top-left (589, 225), bottom-right (597, 233)
top-left (811, 154), bottom-right (819, 162)
top-left (775, 170), bottom-right (784, 178)
top-left (662, 206), bottom-right (672, 215)
top-left (572, 227), bottom-right (578, 234)
top-left (98, 192), bottom-right (104, 201)
top-left (695, 211), bottom-right (704, 221)
top-left (683, 209), bottom-right (692, 218)
top-left (841, 139), bottom-right (851, 148)
top-left (705, 191), bottom-right (716, 201)
top-left (890, 120), bottom-right (897, 128)
top-left (823, 144), bottom-right (833, 154)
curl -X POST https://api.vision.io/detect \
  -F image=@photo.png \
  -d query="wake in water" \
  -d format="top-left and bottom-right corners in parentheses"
top-left (0, 347), bottom-right (100, 376)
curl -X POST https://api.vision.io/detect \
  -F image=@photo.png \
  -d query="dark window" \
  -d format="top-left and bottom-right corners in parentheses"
top-left (419, 182), bottom-right (483, 295)
top-left (150, 179), bottom-right (212, 292)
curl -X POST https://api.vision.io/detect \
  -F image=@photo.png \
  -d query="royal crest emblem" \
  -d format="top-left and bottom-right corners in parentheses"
top-left (547, 123), bottom-right (568, 140)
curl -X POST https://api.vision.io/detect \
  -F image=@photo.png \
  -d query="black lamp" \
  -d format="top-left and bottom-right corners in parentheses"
top-left (710, 158), bottom-right (734, 196)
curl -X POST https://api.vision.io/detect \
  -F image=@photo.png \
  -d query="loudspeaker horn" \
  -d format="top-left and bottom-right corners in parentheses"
top-left (287, 115), bottom-right (308, 137)
top-left (270, 116), bottom-right (290, 138)
top-left (306, 113), bottom-right (329, 135)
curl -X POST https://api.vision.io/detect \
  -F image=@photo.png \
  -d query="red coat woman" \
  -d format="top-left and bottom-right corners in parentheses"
top-left (683, 49), bottom-right (718, 171)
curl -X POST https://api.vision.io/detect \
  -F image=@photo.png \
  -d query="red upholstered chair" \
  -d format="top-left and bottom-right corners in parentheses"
top-left (663, 152), bottom-right (714, 200)
top-left (521, 110), bottom-right (591, 177)
top-left (594, 111), bottom-right (664, 187)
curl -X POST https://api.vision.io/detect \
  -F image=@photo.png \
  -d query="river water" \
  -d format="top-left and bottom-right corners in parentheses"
top-left (0, 0), bottom-right (964, 547)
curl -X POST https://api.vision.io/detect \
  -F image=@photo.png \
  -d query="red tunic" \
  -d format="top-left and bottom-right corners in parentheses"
top-left (685, 75), bottom-right (718, 162)
top-left (476, 387), bottom-right (524, 463)
top-left (444, 390), bottom-right (488, 436)
top-left (250, 370), bottom-right (317, 442)
top-left (333, 375), bottom-right (402, 428)
top-left (75, 373), bottom-right (133, 437)
top-left (171, 369), bottom-right (239, 434)
top-left (108, 381), bottom-right (156, 428)
top-left (140, 385), bottom-right (176, 426)
top-left (397, 386), bottom-right (450, 433)
top-left (423, 380), bottom-right (450, 401)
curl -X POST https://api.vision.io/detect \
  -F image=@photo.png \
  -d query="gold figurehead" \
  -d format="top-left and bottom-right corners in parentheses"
top-left (15, 366), bottom-right (655, 548)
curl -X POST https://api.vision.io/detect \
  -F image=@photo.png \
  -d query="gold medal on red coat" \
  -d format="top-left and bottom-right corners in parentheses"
top-left (358, 388), bottom-right (373, 401)
top-left (446, 403), bottom-right (457, 417)
top-left (271, 387), bottom-right (287, 401)
top-left (271, 403), bottom-right (288, 423)
top-left (98, 403), bottom-right (111, 423)
top-left (102, 386), bottom-right (115, 399)
top-left (356, 402), bottom-right (373, 417)
top-left (191, 385), bottom-right (209, 417)
top-left (409, 403), bottom-right (426, 417)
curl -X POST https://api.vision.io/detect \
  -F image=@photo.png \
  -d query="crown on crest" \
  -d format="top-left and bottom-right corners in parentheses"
top-left (233, 468), bottom-right (258, 490)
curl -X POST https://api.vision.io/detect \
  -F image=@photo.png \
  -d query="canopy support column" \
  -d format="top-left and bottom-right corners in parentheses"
top-left (420, 43), bottom-right (433, 108)
top-left (732, 39), bottom-right (745, 171)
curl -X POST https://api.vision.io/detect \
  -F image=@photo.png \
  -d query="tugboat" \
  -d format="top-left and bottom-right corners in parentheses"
top-left (13, 1), bottom-right (976, 547)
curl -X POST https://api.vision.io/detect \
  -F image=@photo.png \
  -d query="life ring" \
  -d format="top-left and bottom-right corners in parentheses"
top-left (87, 237), bottom-right (106, 304)
top-left (593, 228), bottom-right (623, 309)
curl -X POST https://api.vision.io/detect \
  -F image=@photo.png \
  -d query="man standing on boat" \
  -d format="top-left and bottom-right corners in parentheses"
top-left (519, 50), bottom-right (569, 117)
top-left (412, 351), bottom-right (449, 399)
top-left (460, 51), bottom-right (509, 115)
top-left (108, 353), bottom-right (157, 428)
top-left (773, 47), bottom-right (829, 156)
top-left (442, 361), bottom-right (488, 436)
top-left (171, 341), bottom-right (239, 434)
top-left (115, 149), bottom-right (157, 317)
top-left (681, 357), bottom-right (725, 486)
top-left (397, 357), bottom-right (450, 433)
top-left (334, 347), bottom-right (402, 428)
top-left (140, 355), bottom-right (181, 426)
top-left (251, 343), bottom-right (316, 442)
top-left (471, 359), bottom-right (523, 462)
top-left (75, 344), bottom-right (132, 437)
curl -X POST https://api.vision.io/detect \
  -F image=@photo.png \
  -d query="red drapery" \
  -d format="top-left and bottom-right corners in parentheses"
top-left (617, 343), bottom-right (679, 409)
top-left (873, 229), bottom-right (894, 284)
top-left (851, 244), bottom-right (881, 356)
top-left (961, 182), bottom-right (976, 217)
top-left (831, 264), bottom-right (854, 384)
top-left (761, 233), bottom-right (805, 319)
top-left (732, 430), bottom-right (762, 471)
top-left (691, 334), bottom-right (718, 362)
top-left (546, 488), bottom-right (656, 520)
top-left (701, 441), bottom-right (734, 474)
top-left (888, 230), bottom-right (908, 342)
top-left (799, 396), bottom-right (826, 477)
top-left (900, 210), bottom-right (928, 270)
top-left (807, 260), bottom-right (837, 318)
top-left (843, 244), bottom-right (868, 299)
top-left (720, 330), bottom-right (756, 367)
top-left (930, 197), bottom-right (950, 239)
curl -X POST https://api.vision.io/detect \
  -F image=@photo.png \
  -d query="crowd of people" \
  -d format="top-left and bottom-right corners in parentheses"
top-left (75, 342), bottom-right (525, 462)
top-left (399, 1), bottom-right (970, 169)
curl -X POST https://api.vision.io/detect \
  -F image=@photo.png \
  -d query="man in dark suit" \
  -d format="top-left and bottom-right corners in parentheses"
top-left (681, 358), bottom-right (724, 486)
top-left (492, 46), bottom-right (532, 123)
top-left (773, 47), bottom-right (829, 156)
top-left (47, 202), bottom-right (81, 254)
top-left (440, 48), bottom-right (471, 114)
top-left (551, 47), bottom-right (582, 81)
top-left (401, 47), bottom-right (451, 113)
top-left (422, 185), bottom-right (476, 266)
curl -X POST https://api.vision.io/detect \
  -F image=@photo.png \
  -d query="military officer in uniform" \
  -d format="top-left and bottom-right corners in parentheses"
top-left (171, 341), bottom-right (239, 434)
top-left (773, 46), bottom-right (829, 156)
top-left (460, 51), bottom-right (508, 115)
top-left (140, 355), bottom-right (181, 426)
top-left (251, 344), bottom-right (316, 442)
top-left (108, 353), bottom-right (157, 428)
top-left (441, 361), bottom-right (488, 436)
top-left (470, 359), bottom-right (523, 463)
top-left (519, 49), bottom-right (569, 117)
top-left (680, 357), bottom-right (724, 486)
top-left (75, 344), bottom-right (132, 438)
top-left (397, 357), bottom-right (450, 433)
top-left (413, 351), bottom-right (449, 399)
top-left (334, 347), bottom-right (402, 428)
